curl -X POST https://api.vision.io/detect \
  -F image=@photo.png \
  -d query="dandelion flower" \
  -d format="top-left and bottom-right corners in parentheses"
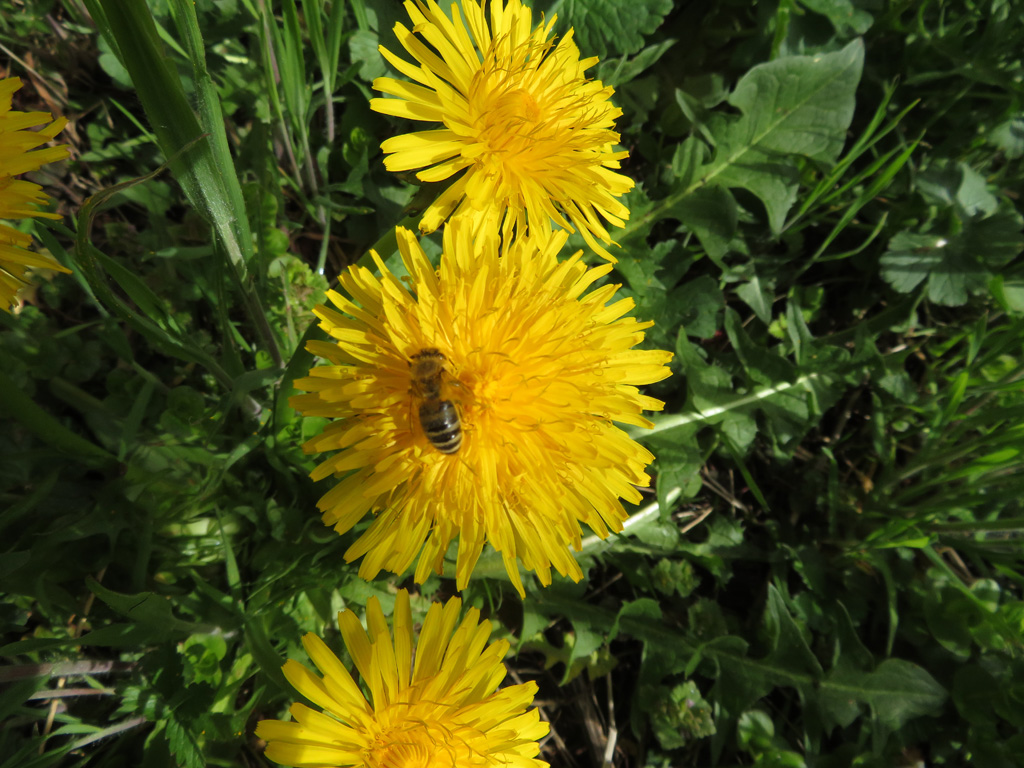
top-left (0, 77), bottom-right (70, 312)
top-left (370, 0), bottom-right (634, 261)
top-left (256, 589), bottom-right (549, 768)
top-left (292, 222), bottom-right (672, 596)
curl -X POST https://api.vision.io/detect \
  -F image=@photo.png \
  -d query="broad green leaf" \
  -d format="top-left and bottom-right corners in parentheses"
top-left (735, 275), bottom-right (774, 325)
top-left (724, 308), bottom-right (799, 386)
top-left (761, 586), bottom-right (824, 683)
top-left (955, 164), bottom-right (999, 216)
top-left (610, 598), bottom-right (662, 643)
top-left (879, 231), bottom-right (944, 294)
top-left (87, 579), bottom-right (206, 635)
top-left (708, 40), bottom-right (864, 231)
top-left (676, 276), bottom-right (724, 339)
top-left (990, 116), bottom-right (1024, 158)
top-left (670, 136), bottom-right (711, 190)
top-left (824, 659), bottom-right (946, 731)
top-left (880, 208), bottom-right (1023, 306)
top-left (797, 0), bottom-right (873, 35)
top-left (350, 28), bottom-right (386, 81)
top-left (650, 432), bottom-right (704, 507)
top-left (555, 0), bottom-right (673, 58)
top-left (598, 38), bottom-right (676, 86)
top-left (671, 185), bottom-right (738, 262)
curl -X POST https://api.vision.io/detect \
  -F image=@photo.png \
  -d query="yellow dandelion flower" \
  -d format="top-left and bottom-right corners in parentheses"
top-left (256, 589), bottom-right (550, 768)
top-left (370, 0), bottom-right (634, 261)
top-left (292, 221), bottom-right (672, 596)
top-left (0, 77), bottom-right (70, 312)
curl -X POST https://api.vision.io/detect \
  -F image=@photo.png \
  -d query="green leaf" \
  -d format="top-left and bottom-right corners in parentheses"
top-left (735, 274), bottom-right (774, 325)
top-left (598, 38), bottom-right (676, 86)
top-left (87, 579), bottom-right (205, 636)
top-left (796, 0), bottom-right (874, 35)
top-left (610, 598), bottom-right (662, 643)
top-left (0, 371), bottom-right (118, 469)
top-left (824, 659), bottom-right (946, 731)
top-left (650, 680), bottom-right (716, 748)
top-left (706, 39), bottom-right (865, 231)
top-left (676, 276), bottom-right (724, 339)
top-left (761, 586), bottom-right (824, 683)
top-left (879, 231), bottom-right (945, 294)
top-left (990, 116), bottom-right (1024, 159)
top-left (166, 716), bottom-right (204, 768)
top-left (557, 0), bottom-right (673, 58)
top-left (724, 308), bottom-right (799, 386)
top-left (349, 28), bottom-right (386, 81)
top-left (671, 185), bottom-right (738, 262)
top-left (878, 212), bottom-right (1023, 306)
top-left (650, 432), bottom-right (704, 507)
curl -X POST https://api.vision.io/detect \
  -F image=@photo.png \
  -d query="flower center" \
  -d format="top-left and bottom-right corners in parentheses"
top-left (472, 79), bottom-right (548, 161)
top-left (363, 713), bottom-right (485, 768)
top-left (465, 37), bottom-right (580, 180)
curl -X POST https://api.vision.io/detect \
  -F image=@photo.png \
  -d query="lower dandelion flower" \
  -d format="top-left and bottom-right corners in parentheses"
top-left (256, 589), bottom-right (550, 768)
top-left (0, 77), bottom-right (70, 312)
top-left (292, 222), bottom-right (673, 596)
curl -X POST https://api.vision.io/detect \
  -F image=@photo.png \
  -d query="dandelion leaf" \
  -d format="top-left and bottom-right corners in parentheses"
top-left (824, 660), bottom-right (946, 732)
top-left (881, 208), bottom-right (1023, 306)
top-left (666, 41), bottom-right (863, 256)
top-left (556, 0), bottom-right (673, 57)
top-left (709, 40), bottom-right (864, 231)
top-left (797, 0), bottom-right (874, 35)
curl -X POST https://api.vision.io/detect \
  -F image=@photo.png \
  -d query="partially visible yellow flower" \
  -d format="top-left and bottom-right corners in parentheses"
top-left (256, 589), bottom-right (549, 768)
top-left (0, 77), bottom-right (70, 312)
top-left (370, 0), bottom-right (634, 261)
top-left (292, 221), bottom-right (672, 596)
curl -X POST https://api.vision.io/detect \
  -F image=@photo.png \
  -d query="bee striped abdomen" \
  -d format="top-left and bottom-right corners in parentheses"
top-left (419, 400), bottom-right (462, 454)
top-left (410, 348), bottom-right (463, 455)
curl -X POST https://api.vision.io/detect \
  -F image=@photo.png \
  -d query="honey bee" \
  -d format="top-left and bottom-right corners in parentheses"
top-left (409, 348), bottom-right (462, 454)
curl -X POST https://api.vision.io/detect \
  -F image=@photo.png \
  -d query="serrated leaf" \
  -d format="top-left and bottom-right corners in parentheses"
top-left (797, 0), bottom-right (874, 35)
top-left (961, 207), bottom-right (1024, 268)
top-left (724, 308), bottom-right (799, 386)
top-left (676, 276), bottom-right (724, 339)
top-left (88, 579), bottom-right (204, 635)
top-left (990, 116), bottom-right (1024, 159)
top-left (879, 231), bottom-right (942, 293)
top-left (599, 38), bottom-right (676, 86)
top-left (880, 230), bottom-right (990, 306)
top-left (955, 163), bottom-right (999, 216)
top-left (701, 40), bottom-right (865, 231)
top-left (761, 586), bottom-right (824, 682)
top-left (349, 28), bottom-right (385, 82)
top-left (557, 0), bottom-right (673, 58)
top-left (824, 659), bottom-right (946, 731)
top-left (166, 716), bottom-right (204, 768)
top-left (651, 432), bottom-right (704, 507)
top-left (611, 598), bottom-right (663, 643)
top-left (670, 136), bottom-right (711, 190)
top-left (563, 624), bottom-right (604, 684)
top-left (671, 185), bottom-right (738, 262)
top-left (735, 275), bottom-right (774, 325)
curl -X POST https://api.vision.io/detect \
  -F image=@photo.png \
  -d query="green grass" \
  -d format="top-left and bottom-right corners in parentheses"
top-left (2, 0), bottom-right (1024, 766)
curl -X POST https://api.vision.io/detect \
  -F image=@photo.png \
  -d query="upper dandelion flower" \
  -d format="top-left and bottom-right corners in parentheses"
top-left (292, 222), bottom-right (672, 596)
top-left (256, 589), bottom-right (550, 768)
top-left (370, 0), bottom-right (634, 261)
top-left (0, 77), bottom-right (70, 312)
